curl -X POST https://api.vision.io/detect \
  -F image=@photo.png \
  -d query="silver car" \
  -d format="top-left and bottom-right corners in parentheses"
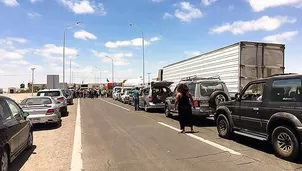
top-left (20, 96), bottom-right (62, 127)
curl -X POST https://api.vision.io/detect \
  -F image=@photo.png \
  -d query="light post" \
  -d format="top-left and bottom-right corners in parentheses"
top-left (129, 23), bottom-right (145, 85)
top-left (63, 21), bottom-right (81, 89)
top-left (31, 68), bottom-right (35, 97)
top-left (147, 73), bottom-right (151, 85)
top-left (94, 66), bottom-right (102, 84)
top-left (106, 55), bottom-right (114, 84)
top-left (69, 55), bottom-right (79, 84)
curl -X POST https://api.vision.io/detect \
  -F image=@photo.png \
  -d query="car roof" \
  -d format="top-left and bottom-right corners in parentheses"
top-left (24, 96), bottom-right (53, 99)
top-left (250, 74), bottom-right (302, 83)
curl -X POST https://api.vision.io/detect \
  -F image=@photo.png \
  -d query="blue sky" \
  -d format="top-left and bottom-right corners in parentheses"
top-left (0, 0), bottom-right (301, 88)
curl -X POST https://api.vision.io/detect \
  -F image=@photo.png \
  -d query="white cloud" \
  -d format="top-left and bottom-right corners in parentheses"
top-left (74, 30), bottom-right (97, 40)
top-left (150, 36), bottom-right (161, 42)
top-left (27, 12), bottom-right (42, 19)
top-left (30, 0), bottom-right (42, 3)
top-left (10, 60), bottom-right (29, 65)
top-left (92, 50), bottom-right (133, 66)
top-left (184, 51), bottom-right (201, 57)
top-left (105, 37), bottom-right (162, 48)
top-left (151, 0), bottom-right (164, 2)
top-left (210, 16), bottom-right (296, 35)
top-left (201, 0), bottom-right (217, 6)
top-left (0, 37), bottom-right (27, 47)
top-left (59, 0), bottom-right (106, 15)
top-left (0, 0), bottom-right (19, 7)
top-left (247, 0), bottom-right (302, 12)
top-left (174, 2), bottom-right (203, 23)
top-left (34, 44), bottom-right (77, 59)
top-left (0, 49), bottom-right (24, 60)
top-left (163, 12), bottom-right (173, 19)
top-left (263, 31), bottom-right (298, 43)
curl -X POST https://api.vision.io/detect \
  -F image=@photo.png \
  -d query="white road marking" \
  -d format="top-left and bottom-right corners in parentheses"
top-left (70, 99), bottom-right (83, 171)
top-left (158, 122), bottom-right (241, 156)
top-left (99, 98), bottom-right (131, 111)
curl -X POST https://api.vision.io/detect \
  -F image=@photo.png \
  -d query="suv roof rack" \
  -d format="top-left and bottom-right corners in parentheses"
top-left (269, 73), bottom-right (298, 77)
top-left (180, 75), bottom-right (221, 82)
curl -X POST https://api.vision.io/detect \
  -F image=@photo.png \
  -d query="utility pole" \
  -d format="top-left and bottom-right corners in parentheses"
top-left (31, 68), bottom-right (35, 97)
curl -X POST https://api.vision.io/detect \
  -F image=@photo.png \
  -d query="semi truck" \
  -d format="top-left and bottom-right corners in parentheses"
top-left (162, 41), bottom-right (285, 97)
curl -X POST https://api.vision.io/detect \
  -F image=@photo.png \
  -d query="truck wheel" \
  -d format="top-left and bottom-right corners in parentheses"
top-left (0, 148), bottom-right (9, 171)
top-left (209, 91), bottom-right (228, 108)
top-left (216, 114), bottom-right (232, 139)
top-left (165, 105), bottom-right (172, 118)
top-left (271, 126), bottom-right (299, 161)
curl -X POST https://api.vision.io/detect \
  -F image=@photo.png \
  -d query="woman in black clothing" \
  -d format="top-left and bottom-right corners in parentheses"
top-left (175, 83), bottom-right (195, 133)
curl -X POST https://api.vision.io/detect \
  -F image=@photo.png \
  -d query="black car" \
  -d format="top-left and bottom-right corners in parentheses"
top-left (215, 73), bottom-right (302, 161)
top-left (0, 96), bottom-right (33, 171)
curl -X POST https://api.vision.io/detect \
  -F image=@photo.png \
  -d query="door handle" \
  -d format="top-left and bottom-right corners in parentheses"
top-left (253, 108), bottom-right (259, 111)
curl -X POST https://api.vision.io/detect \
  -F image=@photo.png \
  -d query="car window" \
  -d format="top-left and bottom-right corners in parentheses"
top-left (22, 98), bottom-right (52, 105)
top-left (5, 99), bottom-right (22, 118)
top-left (199, 82), bottom-right (223, 96)
top-left (271, 79), bottom-right (302, 102)
top-left (241, 83), bottom-right (265, 101)
top-left (37, 91), bottom-right (61, 97)
top-left (188, 83), bottom-right (196, 95)
top-left (144, 88), bottom-right (150, 95)
top-left (0, 99), bottom-right (12, 120)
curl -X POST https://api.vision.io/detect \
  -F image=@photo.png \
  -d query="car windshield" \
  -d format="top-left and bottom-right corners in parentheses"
top-left (152, 86), bottom-right (171, 95)
top-left (22, 98), bottom-right (52, 105)
top-left (200, 82), bottom-right (224, 96)
top-left (37, 91), bottom-right (60, 97)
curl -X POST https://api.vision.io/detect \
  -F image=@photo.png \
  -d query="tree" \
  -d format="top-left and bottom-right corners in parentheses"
top-left (20, 83), bottom-right (25, 89)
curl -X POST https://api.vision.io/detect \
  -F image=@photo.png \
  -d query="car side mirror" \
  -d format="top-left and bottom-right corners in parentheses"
top-left (23, 112), bottom-right (29, 119)
top-left (235, 93), bottom-right (240, 101)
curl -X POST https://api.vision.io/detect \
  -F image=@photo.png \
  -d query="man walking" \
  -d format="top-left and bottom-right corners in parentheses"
top-left (132, 87), bottom-right (140, 111)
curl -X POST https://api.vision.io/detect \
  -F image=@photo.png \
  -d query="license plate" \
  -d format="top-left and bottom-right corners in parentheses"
top-left (30, 118), bottom-right (40, 122)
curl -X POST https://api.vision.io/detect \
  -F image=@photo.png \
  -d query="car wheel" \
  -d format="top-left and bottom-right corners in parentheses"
top-left (165, 105), bottom-right (172, 118)
top-left (271, 126), bottom-right (299, 161)
top-left (0, 149), bottom-right (9, 171)
top-left (26, 131), bottom-right (33, 150)
top-left (216, 114), bottom-right (232, 139)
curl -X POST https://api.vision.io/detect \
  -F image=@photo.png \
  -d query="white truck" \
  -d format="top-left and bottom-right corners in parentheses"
top-left (162, 41), bottom-right (285, 97)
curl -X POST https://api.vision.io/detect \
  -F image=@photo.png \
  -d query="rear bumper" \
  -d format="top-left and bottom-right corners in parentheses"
top-left (147, 103), bottom-right (165, 109)
top-left (28, 114), bottom-right (60, 124)
top-left (192, 107), bottom-right (215, 116)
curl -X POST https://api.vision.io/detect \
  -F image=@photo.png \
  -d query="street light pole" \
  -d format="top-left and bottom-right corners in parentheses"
top-left (106, 56), bottom-right (114, 84)
top-left (94, 66), bottom-right (102, 84)
top-left (69, 55), bottom-right (79, 84)
top-left (147, 73), bottom-right (151, 85)
top-left (63, 21), bottom-right (81, 89)
top-left (31, 68), bottom-right (35, 97)
top-left (129, 23), bottom-right (145, 86)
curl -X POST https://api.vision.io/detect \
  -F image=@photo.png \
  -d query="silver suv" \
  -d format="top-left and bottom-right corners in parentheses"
top-left (165, 76), bottom-right (230, 118)
top-left (36, 89), bottom-right (68, 116)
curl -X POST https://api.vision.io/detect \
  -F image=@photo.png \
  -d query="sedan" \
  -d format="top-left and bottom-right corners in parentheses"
top-left (0, 96), bottom-right (33, 171)
top-left (20, 96), bottom-right (62, 127)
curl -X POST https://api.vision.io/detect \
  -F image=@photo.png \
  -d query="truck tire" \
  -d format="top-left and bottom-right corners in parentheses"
top-left (271, 126), bottom-right (299, 161)
top-left (216, 114), bottom-right (232, 139)
top-left (209, 91), bottom-right (228, 108)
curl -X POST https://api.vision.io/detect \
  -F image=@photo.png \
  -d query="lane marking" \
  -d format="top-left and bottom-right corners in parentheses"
top-left (158, 122), bottom-right (241, 156)
top-left (70, 99), bottom-right (83, 171)
top-left (99, 98), bottom-right (131, 111)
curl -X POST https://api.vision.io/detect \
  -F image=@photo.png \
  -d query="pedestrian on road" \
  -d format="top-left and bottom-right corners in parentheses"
top-left (132, 87), bottom-right (140, 111)
top-left (175, 83), bottom-right (195, 133)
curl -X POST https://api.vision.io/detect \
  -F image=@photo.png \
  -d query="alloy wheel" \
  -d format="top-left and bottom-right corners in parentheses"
top-left (218, 118), bottom-right (227, 135)
top-left (277, 132), bottom-right (293, 154)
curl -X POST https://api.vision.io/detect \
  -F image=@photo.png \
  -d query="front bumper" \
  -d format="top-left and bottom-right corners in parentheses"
top-left (28, 114), bottom-right (60, 124)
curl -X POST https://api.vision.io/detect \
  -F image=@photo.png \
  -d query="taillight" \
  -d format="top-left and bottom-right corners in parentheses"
top-left (148, 96), bottom-right (152, 102)
top-left (193, 100), bottom-right (199, 107)
top-left (57, 97), bottom-right (64, 101)
top-left (46, 109), bottom-right (55, 115)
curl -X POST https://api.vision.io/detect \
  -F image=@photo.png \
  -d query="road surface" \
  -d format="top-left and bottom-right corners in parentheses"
top-left (10, 98), bottom-right (302, 171)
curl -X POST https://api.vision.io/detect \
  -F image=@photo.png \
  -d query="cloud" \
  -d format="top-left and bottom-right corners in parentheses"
top-left (0, 0), bottom-right (19, 7)
top-left (247, 0), bottom-right (302, 12)
top-left (105, 37), bottom-right (160, 48)
top-left (184, 51), bottom-right (201, 57)
top-left (34, 44), bottom-right (78, 59)
top-left (30, 0), bottom-right (42, 3)
top-left (210, 16), bottom-right (296, 35)
top-left (58, 0), bottom-right (106, 15)
top-left (263, 31), bottom-right (298, 43)
top-left (27, 12), bottom-right (42, 19)
top-left (163, 12), bottom-right (173, 19)
top-left (0, 37), bottom-right (27, 47)
top-left (150, 36), bottom-right (161, 42)
top-left (201, 0), bottom-right (217, 6)
top-left (92, 50), bottom-right (133, 66)
top-left (0, 49), bottom-right (25, 60)
top-left (74, 30), bottom-right (97, 40)
top-left (151, 0), bottom-right (164, 3)
top-left (174, 2), bottom-right (203, 23)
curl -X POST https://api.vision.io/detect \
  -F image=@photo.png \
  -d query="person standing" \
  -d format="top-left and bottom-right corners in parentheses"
top-left (174, 84), bottom-right (195, 133)
top-left (132, 87), bottom-right (140, 111)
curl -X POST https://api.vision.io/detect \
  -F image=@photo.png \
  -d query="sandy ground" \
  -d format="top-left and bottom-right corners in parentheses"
top-left (1, 93), bottom-right (37, 103)
top-left (9, 99), bottom-right (78, 171)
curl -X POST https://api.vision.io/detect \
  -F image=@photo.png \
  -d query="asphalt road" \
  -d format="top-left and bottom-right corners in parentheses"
top-left (9, 97), bottom-right (302, 171)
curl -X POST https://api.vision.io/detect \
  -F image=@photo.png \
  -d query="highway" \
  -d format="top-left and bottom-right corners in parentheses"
top-left (9, 98), bottom-right (302, 171)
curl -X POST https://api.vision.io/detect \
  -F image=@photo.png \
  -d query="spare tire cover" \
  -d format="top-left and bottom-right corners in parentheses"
top-left (209, 91), bottom-right (229, 108)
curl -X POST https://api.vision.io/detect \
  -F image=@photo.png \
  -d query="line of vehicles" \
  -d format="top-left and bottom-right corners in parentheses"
top-left (0, 88), bottom-right (74, 171)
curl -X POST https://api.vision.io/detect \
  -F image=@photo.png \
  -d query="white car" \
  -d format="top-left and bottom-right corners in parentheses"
top-left (121, 91), bottom-right (130, 104)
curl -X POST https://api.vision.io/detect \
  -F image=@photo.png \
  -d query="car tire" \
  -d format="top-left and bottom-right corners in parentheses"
top-left (55, 120), bottom-right (62, 128)
top-left (0, 148), bottom-right (9, 171)
top-left (26, 131), bottom-right (33, 150)
top-left (271, 126), bottom-right (299, 161)
top-left (216, 114), bottom-right (232, 139)
top-left (165, 105), bottom-right (172, 118)
top-left (209, 91), bottom-right (229, 108)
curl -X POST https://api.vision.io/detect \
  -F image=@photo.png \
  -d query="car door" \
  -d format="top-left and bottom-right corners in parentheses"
top-left (5, 99), bottom-right (30, 148)
top-left (168, 86), bottom-right (178, 112)
top-left (235, 82), bottom-right (265, 133)
top-left (0, 99), bottom-right (20, 156)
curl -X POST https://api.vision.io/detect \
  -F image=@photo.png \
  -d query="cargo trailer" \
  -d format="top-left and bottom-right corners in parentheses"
top-left (162, 41), bottom-right (285, 97)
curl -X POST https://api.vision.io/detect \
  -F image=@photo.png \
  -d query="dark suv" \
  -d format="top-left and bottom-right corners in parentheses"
top-left (0, 96), bottom-right (33, 170)
top-left (215, 73), bottom-right (302, 161)
top-left (165, 76), bottom-right (230, 118)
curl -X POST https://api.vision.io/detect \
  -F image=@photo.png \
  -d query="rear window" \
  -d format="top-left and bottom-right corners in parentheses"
top-left (37, 91), bottom-right (60, 97)
top-left (22, 98), bottom-right (52, 105)
top-left (199, 82), bottom-right (224, 96)
top-left (152, 87), bottom-right (171, 94)
top-left (187, 83), bottom-right (196, 95)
